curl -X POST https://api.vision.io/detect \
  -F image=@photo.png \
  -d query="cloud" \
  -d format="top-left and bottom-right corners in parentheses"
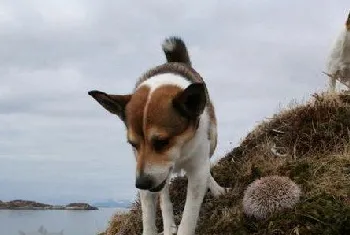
top-left (0, 0), bottom-right (349, 202)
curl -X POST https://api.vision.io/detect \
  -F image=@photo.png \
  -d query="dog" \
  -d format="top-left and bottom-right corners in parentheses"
top-left (325, 10), bottom-right (350, 92)
top-left (88, 36), bottom-right (228, 235)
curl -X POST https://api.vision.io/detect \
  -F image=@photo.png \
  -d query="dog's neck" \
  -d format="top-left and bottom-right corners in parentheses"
top-left (174, 108), bottom-right (210, 172)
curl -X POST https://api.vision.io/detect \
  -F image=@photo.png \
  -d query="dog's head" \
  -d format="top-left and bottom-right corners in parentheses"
top-left (88, 80), bottom-right (207, 192)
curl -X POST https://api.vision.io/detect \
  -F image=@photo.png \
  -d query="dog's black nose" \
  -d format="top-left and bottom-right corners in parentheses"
top-left (135, 175), bottom-right (153, 190)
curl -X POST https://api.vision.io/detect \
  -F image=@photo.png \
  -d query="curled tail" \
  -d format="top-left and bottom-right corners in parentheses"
top-left (162, 36), bottom-right (192, 66)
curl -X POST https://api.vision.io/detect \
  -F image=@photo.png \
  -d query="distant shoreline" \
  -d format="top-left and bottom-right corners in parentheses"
top-left (0, 200), bottom-right (98, 210)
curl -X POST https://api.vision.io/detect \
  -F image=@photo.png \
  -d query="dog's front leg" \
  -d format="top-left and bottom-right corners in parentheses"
top-left (329, 75), bottom-right (337, 92)
top-left (176, 161), bottom-right (209, 235)
top-left (159, 183), bottom-right (177, 235)
top-left (140, 190), bottom-right (157, 235)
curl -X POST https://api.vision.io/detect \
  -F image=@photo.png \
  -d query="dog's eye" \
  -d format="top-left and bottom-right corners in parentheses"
top-left (153, 138), bottom-right (170, 152)
top-left (128, 141), bottom-right (139, 150)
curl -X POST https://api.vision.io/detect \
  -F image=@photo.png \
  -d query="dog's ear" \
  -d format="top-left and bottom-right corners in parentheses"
top-left (173, 83), bottom-right (207, 119)
top-left (88, 90), bottom-right (131, 121)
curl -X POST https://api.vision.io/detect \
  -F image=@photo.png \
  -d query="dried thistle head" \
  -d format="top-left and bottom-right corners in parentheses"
top-left (242, 175), bottom-right (301, 220)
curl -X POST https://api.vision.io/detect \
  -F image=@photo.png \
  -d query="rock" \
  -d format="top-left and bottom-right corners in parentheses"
top-left (65, 202), bottom-right (98, 210)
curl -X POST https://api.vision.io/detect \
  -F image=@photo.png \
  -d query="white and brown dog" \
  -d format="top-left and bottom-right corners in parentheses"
top-left (325, 10), bottom-right (350, 91)
top-left (88, 36), bottom-right (228, 235)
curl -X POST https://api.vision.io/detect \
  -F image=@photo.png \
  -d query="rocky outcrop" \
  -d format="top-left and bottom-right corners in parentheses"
top-left (65, 202), bottom-right (98, 210)
top-left (0, 200), bottom-right (98, 210)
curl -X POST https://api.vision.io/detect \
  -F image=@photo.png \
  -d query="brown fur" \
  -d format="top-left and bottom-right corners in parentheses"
top-left (207, 102), bottom-right (217, 156)
top-left (87, 91), bottom-right (132, 121)
top-left (135, 144), bottom-right (170, 172)
top-left (126, 84), bottom-right (201, 172)
top-left (135, 62), bottom-right (218, 157)
top-left (125, 86), bottom-right (150, 140)
top-left (146, 85), bottom-right (190, 137)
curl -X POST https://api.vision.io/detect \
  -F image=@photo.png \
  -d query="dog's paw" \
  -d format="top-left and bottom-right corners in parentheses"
top-left (158, 224), bottom-right (178, 235)
top-left (211, 187), bottom-right (231, 197)
top-left (158, 231), bottom-right (177, 235)
top-left (142, 231), bottom-right (158, 235)
top-left (158, 232), bottom-right (177, 235)
top-left (171, 224), bottom-right (178, 235)
top-left (224, 187), bottom-right (232, 193)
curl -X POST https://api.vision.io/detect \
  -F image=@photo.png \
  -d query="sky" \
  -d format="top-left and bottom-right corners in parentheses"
top-left (0, 0), bottom-right (349, 204)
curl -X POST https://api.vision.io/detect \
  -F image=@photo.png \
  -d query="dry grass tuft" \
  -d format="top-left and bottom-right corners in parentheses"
top-left (103, 91), bottom-right (350, 235)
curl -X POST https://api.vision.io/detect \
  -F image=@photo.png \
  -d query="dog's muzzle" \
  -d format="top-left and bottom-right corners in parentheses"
top-left (135, 167), bottom-right (173, 192)
top-left (135, 175), bottom-right (154, 190)
top-left (135, 175), bottom-right (167, 192)
top-left (149, 178), bottom-right (167, 192)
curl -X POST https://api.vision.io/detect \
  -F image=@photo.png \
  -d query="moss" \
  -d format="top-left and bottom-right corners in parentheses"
top-left (104, 92), bottom-right (350, 235)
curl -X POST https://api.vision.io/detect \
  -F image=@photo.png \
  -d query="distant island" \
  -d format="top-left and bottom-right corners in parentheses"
top-left (0, 200), bottom-right (98, 210)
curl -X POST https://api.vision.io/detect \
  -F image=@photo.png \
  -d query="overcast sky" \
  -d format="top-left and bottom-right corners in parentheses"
top-left (0, 0), bottom-right (348, 204)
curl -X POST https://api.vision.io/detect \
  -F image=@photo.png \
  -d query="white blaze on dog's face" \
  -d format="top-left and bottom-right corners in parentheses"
top-left (88, 73), bottom-right (207, 192)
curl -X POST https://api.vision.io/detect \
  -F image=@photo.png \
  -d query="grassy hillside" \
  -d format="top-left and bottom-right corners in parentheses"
top-left (103, 92), bottom-right (350, 235)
